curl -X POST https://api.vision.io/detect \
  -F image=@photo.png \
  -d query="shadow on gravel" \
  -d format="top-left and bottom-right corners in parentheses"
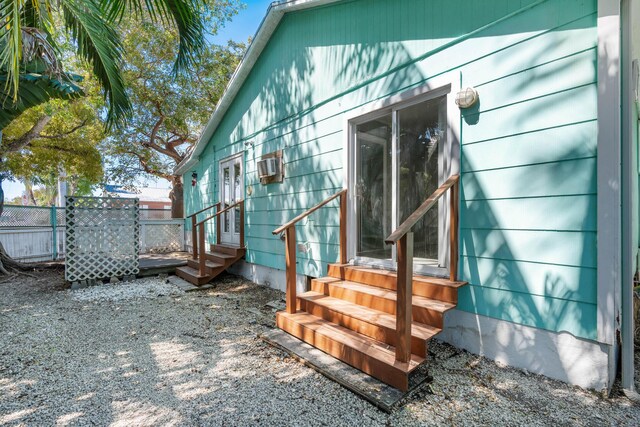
top-left (2, 270), bottom-right (640, 426)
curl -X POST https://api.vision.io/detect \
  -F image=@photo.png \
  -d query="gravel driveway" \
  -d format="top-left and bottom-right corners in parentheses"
top-left (1, 269), bottom-right (639, 426)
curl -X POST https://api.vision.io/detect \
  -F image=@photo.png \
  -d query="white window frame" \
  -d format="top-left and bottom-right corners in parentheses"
top-left (343, 74), bottom-right (461, 276)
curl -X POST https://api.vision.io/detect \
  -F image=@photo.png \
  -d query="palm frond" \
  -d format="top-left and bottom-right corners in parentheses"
top-left (23, 0), bottom-right (59, 54)
top-left (0, 0), bottom-right (25, 102)
top-left (0, 72), bottom-right (84, 130)
top-left (60, 0), bottom-right (130, 127)
top-left (103, 0), bottom-right (206, 74)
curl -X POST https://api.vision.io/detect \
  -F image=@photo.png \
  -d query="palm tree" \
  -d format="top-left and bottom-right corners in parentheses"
top-left (0, 0), bottom-right (207, 128)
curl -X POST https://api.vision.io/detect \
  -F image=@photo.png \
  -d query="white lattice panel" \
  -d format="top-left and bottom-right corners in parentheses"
top-left (141, 222), bottom-right (183, 253)
top-left (65, 196), bottom-right (139, 282)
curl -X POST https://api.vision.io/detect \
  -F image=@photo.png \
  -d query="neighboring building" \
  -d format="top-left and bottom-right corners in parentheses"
top-left (176, 0), bottom-right (640, 392)
top-left (103, 185), bottom-right (172, 211)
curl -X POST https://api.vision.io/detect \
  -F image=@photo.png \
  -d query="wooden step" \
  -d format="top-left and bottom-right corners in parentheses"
top-left (176, 266), bottom-right (211, 286)
top-left (327, 264), bottom-right (466, 303)
top-left (186, 258), bottom-right (224, 272)
top-left (205, 251), bottom-right (238, 264)
top-left (276, 311), bottom-right (424, 391)
top-left (310, 277), bottom-right (454, 328)
top-left (210, 244), bottom-right (245, 256)
top-left (298, 291), bottom-right (439, 358)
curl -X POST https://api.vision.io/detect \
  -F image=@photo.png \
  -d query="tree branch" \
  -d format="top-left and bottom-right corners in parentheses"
top-left (1, 115), bottom-right (52, 155)
top-left (124, 150), bottom-right (172, 181)
top-left (38, 119), bottom-right (89, 139)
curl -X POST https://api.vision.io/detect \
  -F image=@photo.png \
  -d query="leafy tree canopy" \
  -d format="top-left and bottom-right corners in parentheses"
top-left (0, 0), bottom-right (223, 128)
top-left (0, 55), bottom-right (106, 205)
top-left (104, 4), bottom-right (245, 217)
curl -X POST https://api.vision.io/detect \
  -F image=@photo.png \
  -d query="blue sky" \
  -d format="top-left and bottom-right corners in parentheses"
top-left (4, 0), bottom-right (273, 202)
top-left (211, 0), bottom-right (273, 45)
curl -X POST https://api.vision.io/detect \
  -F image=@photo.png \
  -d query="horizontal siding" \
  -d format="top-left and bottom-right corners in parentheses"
top-left (461, 229), bottom-right (597, 269)
top-left (461, 195), bottom-right (597, 231)
top-left (460, 257), bottom-right (596, 304)
top-left (461, 158), bottom-right (596, 200)
top-left (461, 120), bottom-right (597, 171)
top-left (457, 285), bottom-right (597, 340)
top-left (184, 0), bottom-right (598, 339)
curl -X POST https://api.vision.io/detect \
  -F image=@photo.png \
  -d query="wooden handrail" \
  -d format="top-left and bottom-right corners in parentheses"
top-left (272, 189), bottom-right (347, 235)
top-left (195, 200), bottom-right (244, 227)
top-left (384, 174), bottom-right (460, 364)
top-left (385, 175), bottom-right (459, 244)
top-left (187, 202), bottom-right (220, 218)
top-left (273, 189), bottom-right (348, 314)
top-left (195, 199), bottom-right (245, 276)
top-left (190, 202), bottom-right (221, 260)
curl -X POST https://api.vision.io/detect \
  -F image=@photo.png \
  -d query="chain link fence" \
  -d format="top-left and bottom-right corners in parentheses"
top-left (0, 205), bottom-right (184, 262)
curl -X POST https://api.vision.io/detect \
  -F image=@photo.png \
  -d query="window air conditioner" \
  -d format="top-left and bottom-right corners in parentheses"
top-left (257, 158), bottom-right (278, 178)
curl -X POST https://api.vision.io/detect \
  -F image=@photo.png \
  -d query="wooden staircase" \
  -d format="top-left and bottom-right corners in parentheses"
top-left (179, 200), bottom-right (245, 286)
top-left (176, 244), bottom-right (245, 285)
top-left (276, 264), bottom-right (466, 391)
top-left (272, 176), bottom-right (464, 391)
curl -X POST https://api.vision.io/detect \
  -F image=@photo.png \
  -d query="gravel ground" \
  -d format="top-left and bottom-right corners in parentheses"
top-left (1, 269), bottom-right (639, 426)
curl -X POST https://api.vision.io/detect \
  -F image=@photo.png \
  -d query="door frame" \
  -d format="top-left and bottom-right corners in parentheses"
top-left (218, 152), bottom-right (244, 245)
top-left (343, 75), bottom-right (461, 276)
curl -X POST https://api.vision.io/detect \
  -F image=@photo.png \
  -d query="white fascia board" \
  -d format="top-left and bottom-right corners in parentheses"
top-left (175, 0), bottom-right (342, 176)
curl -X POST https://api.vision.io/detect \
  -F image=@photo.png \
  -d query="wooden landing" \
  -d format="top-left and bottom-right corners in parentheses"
top-left (138, 252), bottom-right (190, 276)
top-left (261, 328), bottom-right (429, 413)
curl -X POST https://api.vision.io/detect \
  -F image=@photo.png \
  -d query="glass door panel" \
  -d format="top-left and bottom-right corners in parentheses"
top-left (355, 114), bottom-right (392, 260)
top-left (234, 162), bottom-right (241, 234)
top-left (397, 96), bottom-right (446, 263)
top-left (219, 154), bottom-right (243, 245)
top-left (352, 93), bottom-right (449, 271)
top-left (222, 165), bottom-right (231, 234)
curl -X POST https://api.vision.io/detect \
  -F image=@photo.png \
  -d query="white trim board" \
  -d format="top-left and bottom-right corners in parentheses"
top-left (596, 0), bottom-right (621, 346)
top-left (439, 309), bottom-right (614, 391)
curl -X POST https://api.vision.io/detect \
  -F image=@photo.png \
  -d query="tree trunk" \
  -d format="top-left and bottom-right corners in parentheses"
top-left (170, 175), bottom-right (184, 219)
top-left (0, 241), bottom-right (28, 275)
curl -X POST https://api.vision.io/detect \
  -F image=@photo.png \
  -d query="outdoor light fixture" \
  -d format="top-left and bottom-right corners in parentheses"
top-left (455, 87), bottom-right (479, 109)
top-left (191, 171), bottom-right (197, 187)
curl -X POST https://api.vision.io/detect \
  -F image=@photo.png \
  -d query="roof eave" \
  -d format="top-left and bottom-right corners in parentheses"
top-left (175, 0), bottom-right (341, 176)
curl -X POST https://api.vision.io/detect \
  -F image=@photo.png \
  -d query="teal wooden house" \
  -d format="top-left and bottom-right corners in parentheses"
top-left (176, 0), bottom-right (640, 393)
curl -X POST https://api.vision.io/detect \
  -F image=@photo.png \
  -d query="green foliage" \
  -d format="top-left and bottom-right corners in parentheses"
top-left (0, 72), bottom-right (85, 129)
top-left (104, 7), bottom-right (244, 185)
top-left (1, 67), bottom-right (105, 201)
top-left (0, 0), bottom-right (220, 128)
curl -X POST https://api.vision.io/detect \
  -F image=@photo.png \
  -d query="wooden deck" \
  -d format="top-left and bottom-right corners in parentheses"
top-left (138, 252), bottom-right (190, 276)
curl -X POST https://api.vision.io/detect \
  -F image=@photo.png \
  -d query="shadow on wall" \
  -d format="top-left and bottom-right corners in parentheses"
top-left (240, 34), bottom-right (429, 277)
top-left (455, 17), bottom-right (599, 379)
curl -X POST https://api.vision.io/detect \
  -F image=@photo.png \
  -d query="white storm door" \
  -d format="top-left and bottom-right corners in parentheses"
top-left (219, 154), bottom-right (243, 245)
